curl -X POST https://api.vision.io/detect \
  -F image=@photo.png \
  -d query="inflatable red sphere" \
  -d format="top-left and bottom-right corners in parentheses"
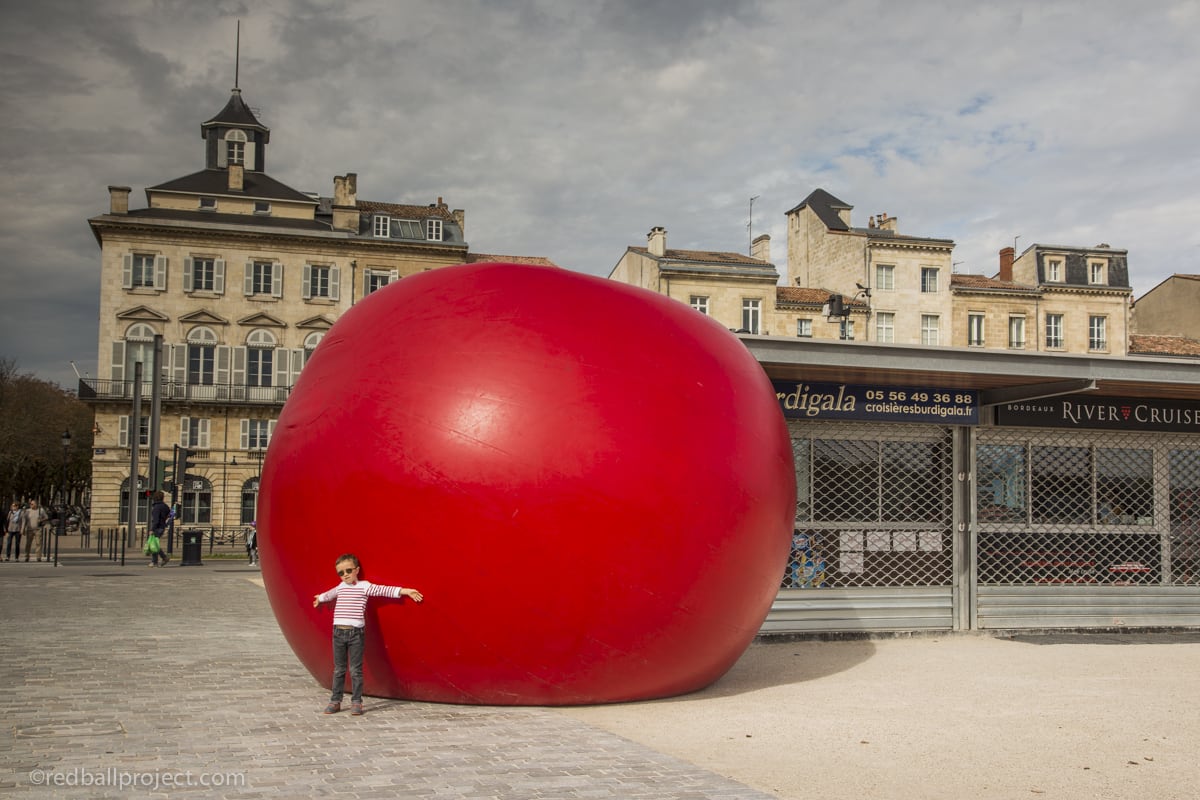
top-left (259, 262), bottom-right (795, 705)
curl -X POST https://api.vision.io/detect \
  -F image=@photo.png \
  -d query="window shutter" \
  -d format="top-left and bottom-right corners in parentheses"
top-left (271, 262), bottom-right (283, 298)
top-left (232, 347), bottom-right (246, 386)
top-left (243, 262), bottom-right (254, 295)
top-left (245, 141), bottom-right (256, 171)
top-left (239, 419), bottom-right (250, 450)
top-left (217, 140), bottom-right (227, 168)
top-left (290, 349), bottom-right (304, 384)
top-left (180, 416), bottom-right (191, 447)
top-left (389, 269), bottom-right (399, 283)
top-left (154, 256), bottom-right (168, 290)
top-left (118, 415), bottom-right (129, 448)
top-left (122, 254), bottom-right (134, 289)
top-left (172, 345), bottom-right (186, 386)
top-left (267, 419), bottom-right (276, 444)
top-left (216, 345), bottom-right (231, 385)
top-left (198, 419), bottom-right (211, 449)
top-left (329, 266), bottom-right (340, 301)
top-left (301, 264), bottom-right (312, 299)
top-left (111, 341), bottom-right (126, 382)
top-left (183, 258), bottom-right (194, 292)
top-left (214, 259), bottom-right (225, 294)
top-left (274, 348), bottom-right (289, 387)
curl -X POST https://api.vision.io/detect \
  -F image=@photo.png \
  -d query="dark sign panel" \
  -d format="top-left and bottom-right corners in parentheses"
top-left (773, 381), bottom-right (978, 424)
top-left (995, 395), bottom-right (1200, 433)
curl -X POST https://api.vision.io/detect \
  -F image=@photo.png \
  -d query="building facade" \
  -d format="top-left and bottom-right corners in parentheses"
top-left (1008, 242), bottom-right (1132, 356)
top-left (1132, 273), bottom-right (1200, 339)
top-left (785, 189), bottom-right (956, 346)
top-left (608, 227), bottom-right (781, 334)
top-left (83, 87), bottom-right (554, 530)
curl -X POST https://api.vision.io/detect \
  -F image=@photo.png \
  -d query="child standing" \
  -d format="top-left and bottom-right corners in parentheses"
top-left (312, 553), bottom-right (423, 716)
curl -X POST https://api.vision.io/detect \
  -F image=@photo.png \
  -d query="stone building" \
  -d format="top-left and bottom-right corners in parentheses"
top-left (608, 227), bottom-right (781, 334)
top-left (1132, 273), bottom-right (1200, 339)
top-left (83, 86), bottom-right (554, 530)
top-left (1007, 242), bottom-right (1132, 356)
top-left (785, 189), bottom-right (955, 346)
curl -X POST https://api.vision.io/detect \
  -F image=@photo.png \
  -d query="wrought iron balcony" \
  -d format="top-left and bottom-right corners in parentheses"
top-left (78, 378), bottom-right (292, 406)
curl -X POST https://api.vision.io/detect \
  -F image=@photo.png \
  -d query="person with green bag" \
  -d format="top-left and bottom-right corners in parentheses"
top-left (147, 491), bottom-right (171, 567)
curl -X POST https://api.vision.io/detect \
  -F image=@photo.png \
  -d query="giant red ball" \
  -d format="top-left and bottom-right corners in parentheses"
top-left (259, 262), bottom-right (795, 705)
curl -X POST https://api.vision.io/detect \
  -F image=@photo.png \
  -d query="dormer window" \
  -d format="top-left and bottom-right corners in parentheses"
top-left (1045, 257), bottom-right (1063, 282)
top-left (199, 197), bottom-right (217, 211)
top-left (426, 219), bottom-right (444, 241)
top-left (254, 201), bottom-right (271, 215)
top-left (225, 130), bottom-right (247, 166)
top-left (373, 215), bottom-right (390, 238)
top-left (1088, 259), bottom-right (1107, 285)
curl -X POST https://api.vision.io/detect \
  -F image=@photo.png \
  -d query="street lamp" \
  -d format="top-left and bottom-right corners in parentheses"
top-left (57, 428), bottom-right (71, 568)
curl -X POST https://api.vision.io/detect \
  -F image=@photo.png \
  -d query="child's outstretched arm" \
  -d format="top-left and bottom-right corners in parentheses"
top-left (400, 587), bottom-right (424, 603)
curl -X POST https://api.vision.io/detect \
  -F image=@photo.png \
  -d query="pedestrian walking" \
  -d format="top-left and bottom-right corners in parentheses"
top-left (23, 501), bottom-right (48, 562)
top-left (147, 491), bottom-right (171, 567)
top-left (4, 502), bottom-right (22, 561)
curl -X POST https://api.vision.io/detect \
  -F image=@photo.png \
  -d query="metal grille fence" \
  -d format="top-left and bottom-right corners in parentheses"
top-left (783, 422), bottom-right (955, 589)
top-left (976, 428), bottom-right (1200, 586)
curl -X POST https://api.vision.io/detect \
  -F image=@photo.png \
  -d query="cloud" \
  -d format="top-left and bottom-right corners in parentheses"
top-left (2, 0), bottom-right (1198, 388)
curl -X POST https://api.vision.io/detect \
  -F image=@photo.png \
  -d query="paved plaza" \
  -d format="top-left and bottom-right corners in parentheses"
top-left (3, 542), bottom-right (1200, 799)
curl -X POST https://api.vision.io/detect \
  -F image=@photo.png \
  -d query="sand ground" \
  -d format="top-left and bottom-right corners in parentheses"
top-left (560, 632), bottom-right (1200, 800)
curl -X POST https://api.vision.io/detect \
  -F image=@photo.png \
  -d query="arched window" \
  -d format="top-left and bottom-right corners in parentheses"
top-left (179, 474), bottom-right (213, 524)
top-left (246, 329), bottom-right (276, 388)
top-left (241, 477), bottom-right (261, 525)
top-left (303, 332), bottom-right (324, 364)
top-left (123, 323), bottom-right (157, 385)
top-left (225, 129), bottom-right (247, 166)
top-left (119, 475), bottom-right (151, 525)
top-left (187, 326), bottom-right (218, 386)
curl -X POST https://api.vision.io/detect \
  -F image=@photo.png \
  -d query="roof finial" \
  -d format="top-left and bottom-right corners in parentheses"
top-left (234, 20), bottom-right (241, 90)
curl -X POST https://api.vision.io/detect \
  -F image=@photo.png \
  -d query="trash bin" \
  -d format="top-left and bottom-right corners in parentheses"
top-left (181, 529), bottom-right (204, 566)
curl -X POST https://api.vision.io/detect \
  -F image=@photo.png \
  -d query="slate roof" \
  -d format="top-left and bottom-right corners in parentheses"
top-left (467, 253), bottom-right (559, 267)
top-left (202, 88), bottom-right (269, 135)
top-left (786, 187), bottom-right (954, 246)
top-left (148, 169), bottom-right (315, 204)
top-left (1128, 334), bottom-right (1200, 358)
top-left (629, 246), bottom-right (775, 269)
top-left (785, 189), bottom-right (852, 231)
top-left (101, 207), bottom-right (333, 233)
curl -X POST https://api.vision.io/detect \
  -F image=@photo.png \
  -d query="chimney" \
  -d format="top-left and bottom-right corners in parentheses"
top-left (876, 212), bottom-right (897, 232)
top-left (228, 163), bottom-right (244, 192)
top-left (333, 173), bottom-right (358, 206)
top-left (108, 185), bottom-right (131, 215)
top-left (647, 226), bottom-right (667, 257)
top-left (452, 208), bottom-right (465, 237)
top-left (999, 246), bottom-right (1014, 282)
top-left (331, 173), bottom-right (360, 232)
top-left (751, 233), bottom-right (771, 263)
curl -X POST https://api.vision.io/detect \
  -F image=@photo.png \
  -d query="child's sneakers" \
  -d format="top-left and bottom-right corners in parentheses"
top-left (350, 702), bottom-right (364, 716)
top-left (323, 702), bottom-right (341, 714)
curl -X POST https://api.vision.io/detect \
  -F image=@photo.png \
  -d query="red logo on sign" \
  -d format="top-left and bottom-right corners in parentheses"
top-left (1121, 406), bottom-right (1132, 420)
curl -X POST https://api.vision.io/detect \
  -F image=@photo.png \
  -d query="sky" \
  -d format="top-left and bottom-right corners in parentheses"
top-left (2, 0), bottom-right (1199, 389)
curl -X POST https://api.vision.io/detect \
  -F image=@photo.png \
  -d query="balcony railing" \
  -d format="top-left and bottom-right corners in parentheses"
top-left (79, 379), bottom-right (292, 405)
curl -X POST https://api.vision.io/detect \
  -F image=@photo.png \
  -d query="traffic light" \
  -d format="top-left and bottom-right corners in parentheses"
top-left (177, 446), bottom-right (198, 479)
top-left (157, 455), bottom-right (174, 492)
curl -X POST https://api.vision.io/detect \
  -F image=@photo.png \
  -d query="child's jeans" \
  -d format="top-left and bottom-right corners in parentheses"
top-left (330, 626), bottom-right (365, 704)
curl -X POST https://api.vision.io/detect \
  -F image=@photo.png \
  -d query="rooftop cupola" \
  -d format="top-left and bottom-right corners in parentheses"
top-left (201, 88), bottom-right (271, 172)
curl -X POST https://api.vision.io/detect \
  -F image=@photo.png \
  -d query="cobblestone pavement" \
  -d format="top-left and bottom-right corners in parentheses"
top-left (0, 546), bottom-right (777, 799)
